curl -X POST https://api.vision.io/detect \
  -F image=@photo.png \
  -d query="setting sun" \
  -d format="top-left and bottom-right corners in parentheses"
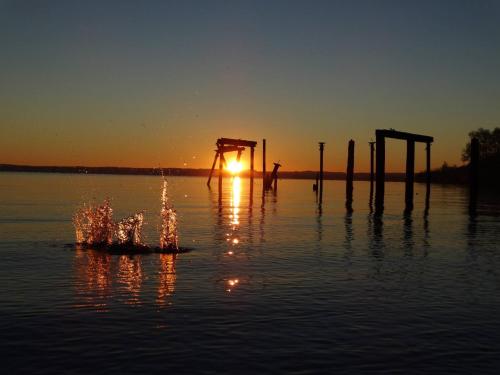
top-left (226, 160), bottom-right (243, 175)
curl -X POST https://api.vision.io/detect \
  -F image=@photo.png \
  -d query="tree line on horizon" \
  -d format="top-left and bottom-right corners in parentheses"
top-left (418, 127), bottom-right (500, 186)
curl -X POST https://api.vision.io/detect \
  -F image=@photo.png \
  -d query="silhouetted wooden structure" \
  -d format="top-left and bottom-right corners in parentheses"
top-left (369, 141), bottom-right (375, 210)
top-left (265, 162), bottom-right (281, 191)
top-left (346, 140), bottom-right (355, 212)
top-left (207, 138), bottom-right (257, 189)
top-left (262, 139), bottom-right (266, 193)
top-left (375, 129), bottom-right (433, 213)
top-left (318, 142), bottom-right (325, 205)
top-left (469, 137), bottom-right (479, 207)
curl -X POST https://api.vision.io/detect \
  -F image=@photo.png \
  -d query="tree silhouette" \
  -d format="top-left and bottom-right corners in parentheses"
top-left (462, 127), bottom-right (500, 162)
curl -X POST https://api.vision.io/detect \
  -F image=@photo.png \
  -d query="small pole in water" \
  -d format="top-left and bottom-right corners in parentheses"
top-left (346, 139), bottom-right (355, 212)
top-left (375, 132), bottom-right (385, 214)
top-left (470, 137), bottom-right (479, 206)
top-left (262, 138), bottom-right (267, 193)
top-left (405, 139), bottom-right (415, 212)
top-left (218, 147), bottom-right (224, 195)
top-left (369, 141), bottom-right (375, 210)
top-left (425, 142), bottom-right (431, 215)
top-left (250, 145), bottom-right (255, 204)
top-left (319, 142), bottom-right (325, 205)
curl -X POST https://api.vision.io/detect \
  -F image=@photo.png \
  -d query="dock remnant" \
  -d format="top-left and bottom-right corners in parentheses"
top-left (369, 141), bottom-right (375, 208)
top-left (374, 129), bottom-right (434, 214)
top-left (469, 137), bottom-right (479, 202)
top-left (265, 162), bottom-right (281, 191)
top-left (346, 140), bottom-right (355, 212)
top-left (318, 142), bottom-right (325, 205)
top-left (262, 138), bottom-right (266, 193)
top-left (207, 137), bottom-right (257, 191)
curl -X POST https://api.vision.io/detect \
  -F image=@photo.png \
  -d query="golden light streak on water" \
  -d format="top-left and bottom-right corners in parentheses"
top-left (117, 255), bottom-right (143, 305)
top-left (157, 254), bottom-right (177, 308)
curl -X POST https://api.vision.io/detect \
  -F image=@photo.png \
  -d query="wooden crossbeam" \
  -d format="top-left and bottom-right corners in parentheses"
top-left (217, 138), bottom-right (257, 148)
top-left (375, 129), bottom-right (433, 143)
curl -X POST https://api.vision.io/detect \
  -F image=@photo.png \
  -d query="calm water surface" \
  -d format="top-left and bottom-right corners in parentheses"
top-left (1, 172), bottom-right (499, 374)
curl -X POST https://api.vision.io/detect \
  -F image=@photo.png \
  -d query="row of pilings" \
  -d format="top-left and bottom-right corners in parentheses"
top-left (315, 134), bottom-right (480, 215)
top-left (209, 133), bottom-right (480, 215)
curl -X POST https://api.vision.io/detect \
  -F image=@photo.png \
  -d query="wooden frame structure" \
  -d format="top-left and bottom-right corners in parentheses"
top-left (207, 138), bottom-right (258, 189)
top-left (375, 129), bottom-right (433, 213)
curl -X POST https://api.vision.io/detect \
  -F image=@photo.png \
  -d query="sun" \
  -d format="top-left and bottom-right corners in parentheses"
top-left (226, 160), bottom-right (243, 175)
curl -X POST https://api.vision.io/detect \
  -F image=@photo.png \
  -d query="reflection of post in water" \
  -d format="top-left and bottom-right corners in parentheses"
top-left (369, 213), bottom-right (384, 259)
top-left (260, 192), bottom-right (266, 244)
top-left (316, 209), bottom-right (323, 242)
top-left (402, 211), bottom-right (414, 256)
top-left (344, 213), bottom-right (354, 266)
top-left (157, 253), bottom-right (177, 308)
top-left (117, 255), bottom-right (143, 305)
top-left (424, 182), bottom-right (431, 218)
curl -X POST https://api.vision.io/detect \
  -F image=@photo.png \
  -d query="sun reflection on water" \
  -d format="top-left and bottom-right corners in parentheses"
top-left (157, 253), bottom-right (177, 308)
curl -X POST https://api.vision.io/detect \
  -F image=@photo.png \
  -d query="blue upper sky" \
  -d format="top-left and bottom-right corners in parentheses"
top-left (1, 0), bottom-right (499, 171)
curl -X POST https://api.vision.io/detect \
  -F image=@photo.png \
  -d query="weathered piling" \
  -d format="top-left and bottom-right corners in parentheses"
top-left (405, 140), bottom-right (415, 211)
top-left (425, 142), bottom-right (431, 215)
top-left (375, 133), bottom-right (385, 214)
top-left (250, 146), bottom-right (255, 201)
top-left (470, 137), bottom-right (479, 197)
top-left (375, 129), bottom-right (433, 214)
top-left (346, 140), bottom-right (355, 211)
top-left (369, 141), bottom-right (375, 210)
top-left (262, 138), bottom-right (267, 192)
top-left (218, 149), bottom-right (224, 195)
top-left (265, 162), bottom-right (281, 191)
top-left (207, 150), bottom-right (219, 186)
top-left (319, 142), bottom-right (325, 205)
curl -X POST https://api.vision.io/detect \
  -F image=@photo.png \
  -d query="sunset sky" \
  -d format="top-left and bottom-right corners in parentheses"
top-left (1, 0), bottom-right (499, 172)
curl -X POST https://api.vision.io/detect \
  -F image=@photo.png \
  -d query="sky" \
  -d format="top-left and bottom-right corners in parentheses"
top-left (1, 0), bottom-right (500, 172)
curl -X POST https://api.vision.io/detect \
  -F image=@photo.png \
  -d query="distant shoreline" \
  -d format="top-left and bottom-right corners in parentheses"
top-left (0, 163), bottom-right (411, 182)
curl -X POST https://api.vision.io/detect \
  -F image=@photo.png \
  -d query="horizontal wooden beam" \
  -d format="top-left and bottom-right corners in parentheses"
top-left (375, 129), bottom-right (433, 143)
top-left (217, 138), bottom-right (257, 147)
top-left (216, 146), bottom-right (245, 153)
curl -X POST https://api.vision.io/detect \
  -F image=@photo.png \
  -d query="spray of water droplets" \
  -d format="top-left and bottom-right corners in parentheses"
top-left (159, 179), bottom-right (179, 250)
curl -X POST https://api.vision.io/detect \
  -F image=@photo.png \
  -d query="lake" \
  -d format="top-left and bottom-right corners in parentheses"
top-left (1, 172), bottom-right (499, 374)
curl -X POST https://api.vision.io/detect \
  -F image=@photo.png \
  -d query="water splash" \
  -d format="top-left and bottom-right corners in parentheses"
top-left (73, 178), bottom-right (182, 252)
top-left (159, 179), bottom-right (179, 250)
top-left (116, 212), bottom-right (144, 245)
top-left (73, 199), bottom-right (114, 245)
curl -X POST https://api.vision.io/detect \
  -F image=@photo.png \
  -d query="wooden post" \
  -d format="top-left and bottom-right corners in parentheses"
top-left (470, 137), bottom-right (479, 198)
top-left (426, 142), bottom-right (431, 186)
top-left (262, 139), bottom-right (266, 192)
top-left (425, 142), bottom-right (431, 214)
top-left (218, 150), bottom-right (224, 195)
top-left (266, 162), bottom-right (281, 190)
top-left (346, 140), bottom-right (355, 211)
top-left (375, 133), bottom-right (385, 213)
top-left (319, 142), bottom-right (325, 205)
top-left (405, 140), bottom-right (415, 211)
top-left (207, 150), bottom-right (219, 186)
top-left (369, 141), bottom-right (375, 210)
top-left (250, 146), bottom-right (255, 199)
top-left (369, 141), bottom-right (375, 188)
